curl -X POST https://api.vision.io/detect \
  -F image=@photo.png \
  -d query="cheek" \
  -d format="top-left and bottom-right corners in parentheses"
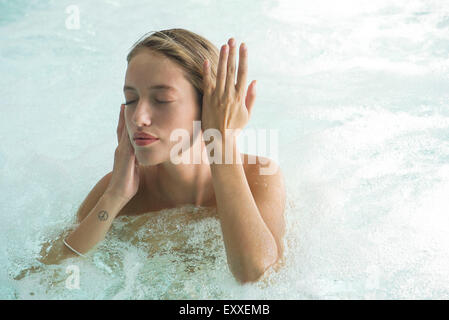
top-left (167, 117), bottom-right (193, 135)
top-left (161, 105), bottom-right (198, 129)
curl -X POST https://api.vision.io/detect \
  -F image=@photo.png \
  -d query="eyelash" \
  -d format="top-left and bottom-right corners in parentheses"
top-left (124, 99), bottom-right (170, 106)
top-left (124, 100), bottom-right (137, 106)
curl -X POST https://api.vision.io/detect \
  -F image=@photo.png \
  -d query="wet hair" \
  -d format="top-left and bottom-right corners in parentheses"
top-left (126, 28), bottom-right (220, 111)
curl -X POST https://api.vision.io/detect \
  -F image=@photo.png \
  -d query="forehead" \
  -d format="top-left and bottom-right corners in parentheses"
top-left (125, 49), bottom-right (187, 92)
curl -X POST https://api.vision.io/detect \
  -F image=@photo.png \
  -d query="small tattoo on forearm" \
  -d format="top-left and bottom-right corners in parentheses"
top-left (98, 210), bottom-right (109, 221)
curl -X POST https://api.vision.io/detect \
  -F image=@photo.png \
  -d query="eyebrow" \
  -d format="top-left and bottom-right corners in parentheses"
top-left (123, 84), bottom-right (177, 92)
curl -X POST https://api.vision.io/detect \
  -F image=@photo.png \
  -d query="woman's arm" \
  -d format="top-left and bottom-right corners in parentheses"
top-left (64, 191), bottom-right (128, 255)
top-left (210, 139), bottom-right (284, 283)
top-left (39, 190), bottom-right (128, 266)
top-left (39, 172), bottom-right (119, 264)
top-left (201, 37), bottom-right (285, 283)
top-left (64, 102), bottom-right (140, 256)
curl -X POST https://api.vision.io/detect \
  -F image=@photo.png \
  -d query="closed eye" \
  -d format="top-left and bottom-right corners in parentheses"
top-left (124, 100), bottom-right (172, 105)
top-left (124, 100), bottom-right (137, 106)
top-left (155, 100), bottom-right (171, 104)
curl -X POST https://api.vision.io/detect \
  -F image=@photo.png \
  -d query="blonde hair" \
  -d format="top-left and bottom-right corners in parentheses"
top-left (126, 28), bottom-right (219, 110)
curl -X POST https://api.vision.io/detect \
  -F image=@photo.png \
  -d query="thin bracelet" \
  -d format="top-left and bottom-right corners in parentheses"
top-left (63, 238), bottom-right (88, 258)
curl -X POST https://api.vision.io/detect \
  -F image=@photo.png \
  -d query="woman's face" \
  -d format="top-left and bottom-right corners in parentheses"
top-left (123, 49), bottom-right (201, 166)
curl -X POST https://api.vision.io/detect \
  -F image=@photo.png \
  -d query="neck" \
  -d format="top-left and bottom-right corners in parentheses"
top-left (155, 138), bottom-right (212, 207)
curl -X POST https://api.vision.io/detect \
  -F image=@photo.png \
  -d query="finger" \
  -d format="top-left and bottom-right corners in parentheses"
top-left (203, 59), bottom-right (213, 96)
top-left (245, 80), bottom-right (257, 118)
top-left (225, 38), bottom-right (237, 95)
top-left (118, 104), bottom-right (124, 131)
top-left (121, 131), bottom-right (136, 161)
top-left (117, 104), bottom-right (125, 144)
top-left (236, 42), bottom-right (248, 97)
top-left (125, 129), bottom-right (134, 154)
top-left (216, 43), bottom-right (229, 96)
top-left (119, 120), bottom-right (127, 146)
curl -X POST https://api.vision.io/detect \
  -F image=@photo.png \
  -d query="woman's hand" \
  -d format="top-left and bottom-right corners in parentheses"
top-left (201, 37), bottom-right (257, 141)
top-left (105, 104), bottom-right (140, 202)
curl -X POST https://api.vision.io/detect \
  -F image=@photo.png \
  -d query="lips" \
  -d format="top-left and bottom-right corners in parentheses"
top-left (133, 132), bottom-right (159, 140)
top-left (134, 138), bottom-right (158, 146)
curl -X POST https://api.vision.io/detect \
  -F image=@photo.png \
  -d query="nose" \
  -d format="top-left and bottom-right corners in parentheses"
top-left (132, 100), bottom-right (153, 127)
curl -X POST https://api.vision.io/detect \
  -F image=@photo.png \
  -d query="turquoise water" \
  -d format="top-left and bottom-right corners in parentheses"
top-left (1, 0), bottom-right (449, 299)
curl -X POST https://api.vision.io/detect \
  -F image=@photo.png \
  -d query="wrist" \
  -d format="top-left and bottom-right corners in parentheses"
top-left (207, 137), bottom-right (241, 166)
top-left (103, 189), bottom-right (130, 207)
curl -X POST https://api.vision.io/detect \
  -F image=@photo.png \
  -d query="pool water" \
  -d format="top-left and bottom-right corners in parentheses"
top-left (1, 0), bottom-right (449, 299)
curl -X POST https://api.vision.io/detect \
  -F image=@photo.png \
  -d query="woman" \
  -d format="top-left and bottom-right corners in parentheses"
top-left (47, 29), bottom-right (286, 284)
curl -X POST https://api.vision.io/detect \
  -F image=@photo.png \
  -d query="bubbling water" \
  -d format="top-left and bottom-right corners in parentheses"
top-left (10, 204), bottom-right (294, 299)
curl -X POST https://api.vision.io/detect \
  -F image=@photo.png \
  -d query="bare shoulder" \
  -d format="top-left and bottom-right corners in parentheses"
top-left (240, 154), bottom-right (285, 212)
top-left (241, 153), bottom-right (286, 258)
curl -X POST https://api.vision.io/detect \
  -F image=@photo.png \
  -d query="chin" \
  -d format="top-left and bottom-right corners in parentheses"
top-left (135, 153), bottom-right (166, 167)
top-left (136, 158), bottom-right (159, 166)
